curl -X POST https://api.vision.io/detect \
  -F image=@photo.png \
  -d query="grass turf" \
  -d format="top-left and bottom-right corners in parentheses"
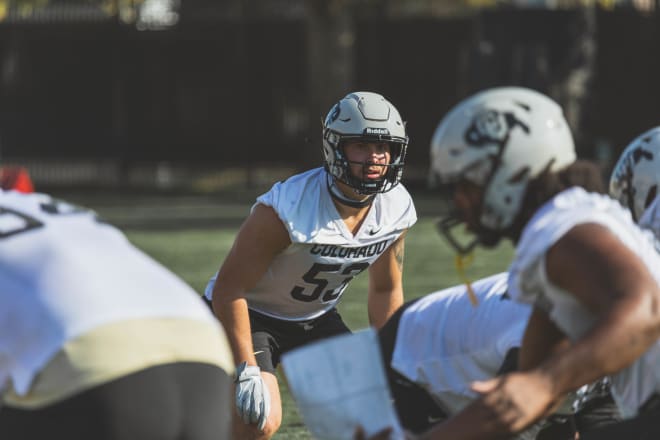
top-left (124, 217), bottom-right (514, 439)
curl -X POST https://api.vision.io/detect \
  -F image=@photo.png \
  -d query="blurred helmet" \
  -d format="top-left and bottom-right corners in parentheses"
top-left (609, 126), bottom-right (660, 222)
top-left (322, 91), bottom-right (408, 195)
top-left (430, 86), bottom-right (576, 233)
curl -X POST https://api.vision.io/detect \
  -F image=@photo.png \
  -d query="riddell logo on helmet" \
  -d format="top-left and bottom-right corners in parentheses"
top-left (364, 127), bottom-right (389, 135)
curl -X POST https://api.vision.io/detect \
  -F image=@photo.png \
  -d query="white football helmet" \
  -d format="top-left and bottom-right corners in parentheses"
top-left (609, 126), bottom-right (660, 222)
top-left (430, 87), bottom-right (576, 248)
top-left (322, 91), bottom-right (408, 194)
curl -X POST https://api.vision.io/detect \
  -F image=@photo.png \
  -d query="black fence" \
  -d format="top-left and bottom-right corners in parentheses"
top-left (0, 7), bottom-right (659, 189)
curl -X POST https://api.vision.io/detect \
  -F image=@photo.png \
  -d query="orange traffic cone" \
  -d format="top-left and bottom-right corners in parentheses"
top-left (0, 166), bottom-right (35, 193)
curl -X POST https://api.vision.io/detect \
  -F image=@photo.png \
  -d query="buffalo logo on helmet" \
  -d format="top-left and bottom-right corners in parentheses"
top-left (614, 141), bottom-right (654, 184)
top-left (631, 141), bottom-right (654, 164)
top-left (612, 143), bottom-right (655, 211)
top-left (464, 109), bottom-right (530, 150)
top-left (326, 103), bottom-right (341, 125)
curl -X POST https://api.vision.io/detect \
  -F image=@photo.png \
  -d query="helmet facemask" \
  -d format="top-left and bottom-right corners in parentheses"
top-left (434, 160), bottom-right (506, 255)
top-left (322, 92), bottom-right (408, 196)
top-left (323, 131), bottom-right (407, 195)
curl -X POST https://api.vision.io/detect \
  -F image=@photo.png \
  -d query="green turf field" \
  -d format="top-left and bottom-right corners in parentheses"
top-left (119, 209), bottom-right (514, 439)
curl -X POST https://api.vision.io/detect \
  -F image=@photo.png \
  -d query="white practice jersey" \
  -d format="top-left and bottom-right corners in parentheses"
top-left (205, 167), bottom-right (417, 321)
top-left (391, 273), bottom-right (531, 415)
top-left (0, 190), bottom-right (220, 396)
top-left (509, 187), bottom-right (660, 418)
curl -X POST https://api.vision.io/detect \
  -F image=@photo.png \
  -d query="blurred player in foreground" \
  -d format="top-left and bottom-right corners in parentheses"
top-left (206, 91), bottom-right (417, 439)
top-left (0, 188), bottom-right (234, 440)
top-left (285, 272), bottom-right (619, 440)
top-left (377, 273), bottom-right (619, 440)
top-left (421, 86), bottom-right (660, 439)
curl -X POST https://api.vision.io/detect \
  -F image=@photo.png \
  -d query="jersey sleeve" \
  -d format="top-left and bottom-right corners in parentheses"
top-left (387, 184), bottom-right (418, 230)
top-left (253, 169), bottom-right (328, 244)
top-left (508, 188), bottom-right (626, 307)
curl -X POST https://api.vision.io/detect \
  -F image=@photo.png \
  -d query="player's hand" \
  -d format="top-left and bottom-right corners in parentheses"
top-left (235, 361), bottom-right (271, 430)
top-left (470, 370), bottom-right (558, 434)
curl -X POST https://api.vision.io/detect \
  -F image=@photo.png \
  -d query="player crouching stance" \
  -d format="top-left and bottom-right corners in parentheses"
top-left (206, 91), bottom-right (417, 439)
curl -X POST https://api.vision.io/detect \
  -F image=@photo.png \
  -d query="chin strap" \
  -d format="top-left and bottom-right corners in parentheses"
top-left (455, 253), bottom-right (478, 306)
top-left (327, 177), bottom-right (374, 208)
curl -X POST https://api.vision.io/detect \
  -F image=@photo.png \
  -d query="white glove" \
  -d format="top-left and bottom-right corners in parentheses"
top-left (235, 361), bottom-right (271, 430)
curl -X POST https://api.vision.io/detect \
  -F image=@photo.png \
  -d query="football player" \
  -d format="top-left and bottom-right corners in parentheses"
top-left (205, 91), bottom-right (417, 439)
top-left (369, 273), bottom-right (617, 440)
top-left (0, 190), bottom-right (234, 439)
top-left (419, 86), bottom-right (660, 439)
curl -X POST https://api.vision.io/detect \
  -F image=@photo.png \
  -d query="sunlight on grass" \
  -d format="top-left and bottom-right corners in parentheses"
top-left (125, 217), bottom-right (515, 439)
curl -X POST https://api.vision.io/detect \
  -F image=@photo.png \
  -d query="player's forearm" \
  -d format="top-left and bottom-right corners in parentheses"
top-left (539, 292), bottom-right (660, 396)
top-left (367, 288), bottom-right (402, 329)
top-left (213, 295), bottom-right (257, 365)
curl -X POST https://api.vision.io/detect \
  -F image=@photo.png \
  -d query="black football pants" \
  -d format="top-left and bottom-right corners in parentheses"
top-left (0, 362), bottom-right (232, 440)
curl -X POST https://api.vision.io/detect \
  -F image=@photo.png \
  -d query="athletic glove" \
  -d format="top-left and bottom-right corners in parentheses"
top-left (235, 361), bottom-right (271, 430)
